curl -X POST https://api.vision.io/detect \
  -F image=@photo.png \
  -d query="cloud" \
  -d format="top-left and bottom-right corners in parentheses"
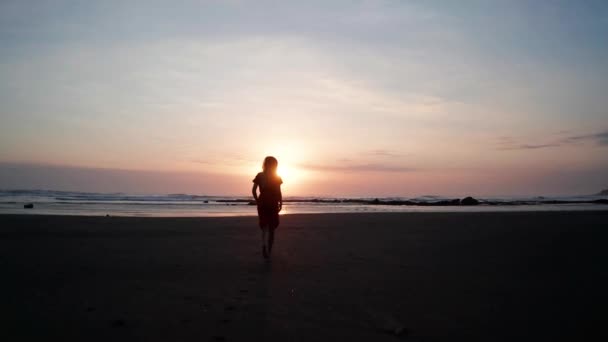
top-left (562, 131), bottom-right (608, 146)
top-left (191, 154), bottom-right (253, 166)
top-left (298, 162), bottom-right (415, 173)
top-left (497, 130), bottom-right (608, 150)
top-left (498, 143), bottom-right (561, 150)
top-left (597, 131), bottom-right (608, 145)
top-left (0, 162), bottom-right (245, 195)
top-left (363, 149), bottom-right (402, 157)
top-left (191, 159), bottom-right (213, 165)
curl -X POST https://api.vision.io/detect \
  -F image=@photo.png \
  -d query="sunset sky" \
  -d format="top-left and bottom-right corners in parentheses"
top-left (1, 1), bottom-right (607, 197)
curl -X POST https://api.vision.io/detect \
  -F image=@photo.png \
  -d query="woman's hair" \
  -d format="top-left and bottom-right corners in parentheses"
top-left (262, 156), bottom-right (278, 174)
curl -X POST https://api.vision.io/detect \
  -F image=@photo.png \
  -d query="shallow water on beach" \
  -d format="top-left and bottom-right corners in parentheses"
top-left (0, 190), bottom-right (606, 217)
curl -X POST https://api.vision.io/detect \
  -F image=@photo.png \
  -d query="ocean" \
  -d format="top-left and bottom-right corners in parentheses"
top-left (0, 190), bottom-right (606, 217)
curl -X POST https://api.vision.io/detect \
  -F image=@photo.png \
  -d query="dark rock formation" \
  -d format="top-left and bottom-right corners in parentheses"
top-left (461, 197), bottom-right (479, 205)
top-left (448, 198), bottom-right (461, 205)
top-left (24, 203), bottom-right (34, 209)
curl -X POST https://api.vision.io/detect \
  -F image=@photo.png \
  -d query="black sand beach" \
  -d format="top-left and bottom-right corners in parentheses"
top-left (1, 212), bottom-right (607, 341)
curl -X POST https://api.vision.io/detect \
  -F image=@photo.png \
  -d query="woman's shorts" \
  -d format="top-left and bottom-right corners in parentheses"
top-left (257, 204), bottom-right (279, 228)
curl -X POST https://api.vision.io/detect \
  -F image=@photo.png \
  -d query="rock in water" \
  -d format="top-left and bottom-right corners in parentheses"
top-left (24, 203), bottom-right (34, 209)
top-left (461, 196), bottom-right (479, 205)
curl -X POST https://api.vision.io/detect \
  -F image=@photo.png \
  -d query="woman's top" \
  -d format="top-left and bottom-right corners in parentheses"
top-left (253, 172), bottom-right (283, 206)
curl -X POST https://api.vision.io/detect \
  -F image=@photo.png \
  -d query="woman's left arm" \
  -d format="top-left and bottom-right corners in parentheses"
top-left (252, 183), bottom-right (259, 202)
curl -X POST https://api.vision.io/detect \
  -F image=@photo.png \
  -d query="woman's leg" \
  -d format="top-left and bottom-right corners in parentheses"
top-left (261, 226), bottom-right (269, 258)
top-left (261, 227), bottom-right (268, 246)
top-left (268, 227), bottom-right (275, 254)
top-left (268, 211), bottom-right (279, 254)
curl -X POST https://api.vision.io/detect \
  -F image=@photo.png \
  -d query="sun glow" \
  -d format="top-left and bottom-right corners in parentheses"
top-left (277, 162), bottom-right (310, 195)
top-left (251, 142), bottom-right (311, 189)
top-left (277, 163), bottom-right (299, 183)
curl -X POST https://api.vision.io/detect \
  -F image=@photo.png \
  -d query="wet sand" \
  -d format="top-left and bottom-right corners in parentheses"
top-left (1, 212), bottom-right (607, 341)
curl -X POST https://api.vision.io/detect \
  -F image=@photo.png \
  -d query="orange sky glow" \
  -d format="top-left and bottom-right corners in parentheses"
top-left (1, 1), bottom-right (607, 197)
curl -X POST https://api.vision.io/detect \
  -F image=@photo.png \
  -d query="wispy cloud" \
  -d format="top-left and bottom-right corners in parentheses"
top-left (363, 149), bottom-right (402, 158)
top-left (499, 143), bottom-right (561, 150)
top-left (497, 130), bottom-right (608, 150)
top-left (561, 131), bottom-right (608, 146)
top-left (298, 163), bottom-right (415, 173)
top-left (598, 132), bottom-right (608, 145)
top-left (191, 159), bottom-right (213, 165)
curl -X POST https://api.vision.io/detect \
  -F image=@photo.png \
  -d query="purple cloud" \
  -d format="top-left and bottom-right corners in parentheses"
top-left (497, 130), bottom-right (608, 150)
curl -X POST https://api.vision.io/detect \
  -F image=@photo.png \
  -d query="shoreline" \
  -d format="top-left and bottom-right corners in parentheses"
top-left (2, 202), bottom-right (608, 218)
top-left (218, 197), bottom-right (608, 206)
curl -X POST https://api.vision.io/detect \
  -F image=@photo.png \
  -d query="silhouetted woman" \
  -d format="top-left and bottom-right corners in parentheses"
top-left (252, 156), bottom-right (283, 259)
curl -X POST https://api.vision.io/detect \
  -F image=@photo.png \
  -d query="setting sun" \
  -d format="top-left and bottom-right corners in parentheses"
top-left (253, 141), bottom-right (311, 190)
top-left (276, 164), bottom-right (291, 180)
top-left (276, 163), bottom-right (298, 182)
top-left (245, 152), bottom-right (308, 192)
